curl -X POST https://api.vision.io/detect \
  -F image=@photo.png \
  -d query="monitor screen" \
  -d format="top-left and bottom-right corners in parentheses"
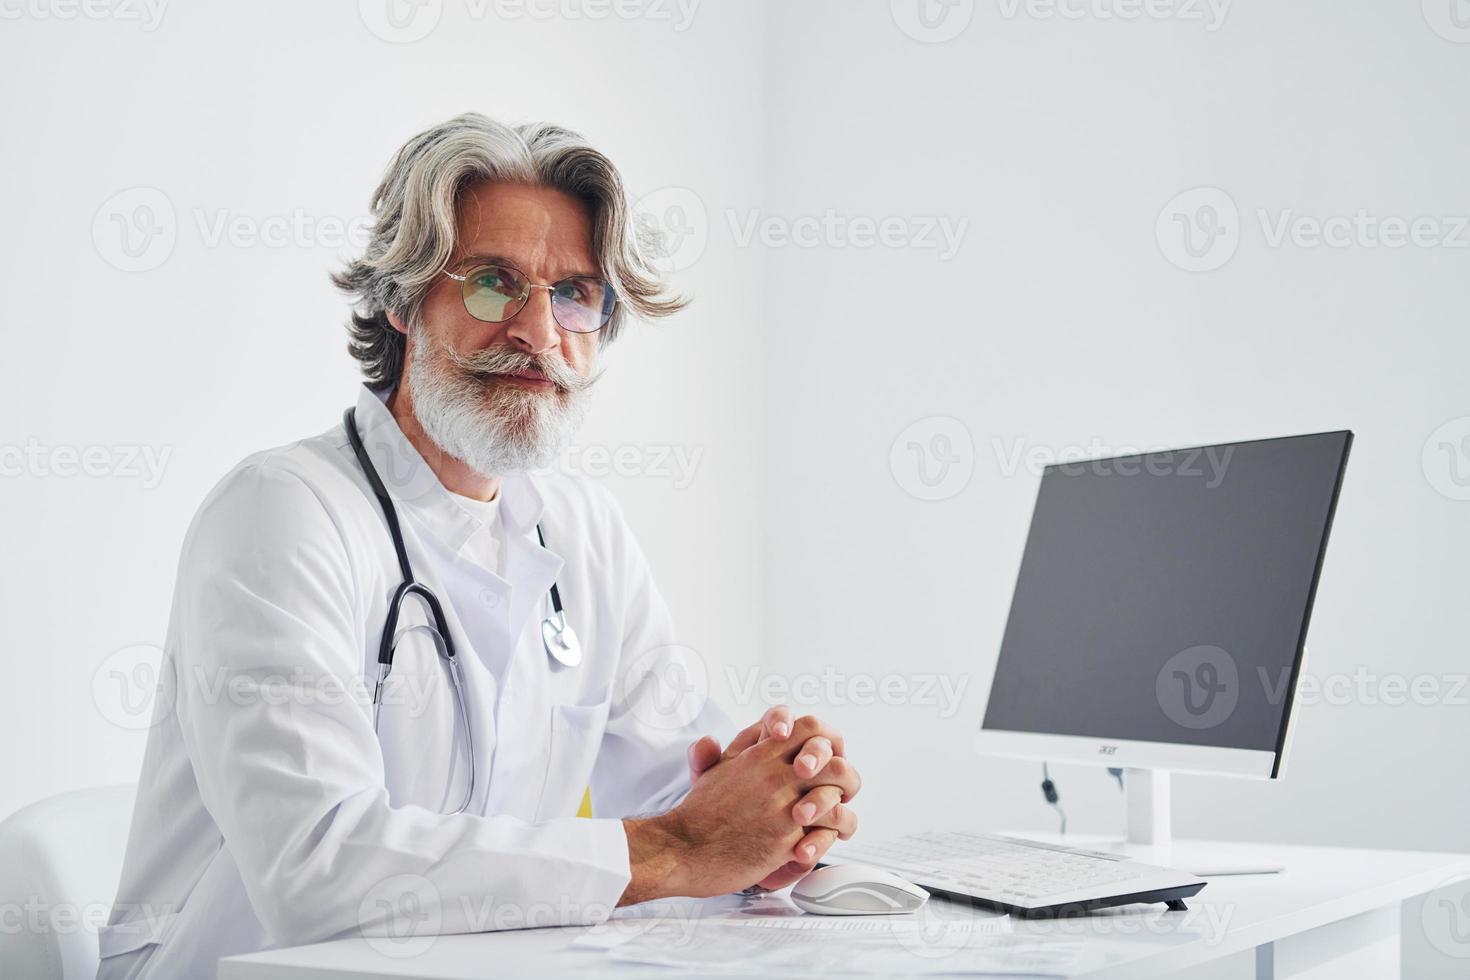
top-left (981, 431), bottom-right (1351, 760)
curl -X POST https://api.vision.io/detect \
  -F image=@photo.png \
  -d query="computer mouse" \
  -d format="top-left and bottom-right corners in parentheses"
top-left (790, 863), bottom-right (929, 915)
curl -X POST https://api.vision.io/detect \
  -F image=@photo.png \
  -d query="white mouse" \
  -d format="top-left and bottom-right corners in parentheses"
top-left (790, 863), bottom-right (930, 915)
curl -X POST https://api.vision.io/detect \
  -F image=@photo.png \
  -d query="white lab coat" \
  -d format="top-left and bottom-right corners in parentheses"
top-left (96, 384), bottom-right (731, 980)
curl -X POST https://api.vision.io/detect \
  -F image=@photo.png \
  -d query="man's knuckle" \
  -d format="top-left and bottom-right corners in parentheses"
top-left (752, 736), bottom-right (781, 758)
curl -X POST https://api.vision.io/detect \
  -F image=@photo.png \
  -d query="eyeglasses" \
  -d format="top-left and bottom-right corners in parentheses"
top-left (443, 260), bottom-right (618, 334)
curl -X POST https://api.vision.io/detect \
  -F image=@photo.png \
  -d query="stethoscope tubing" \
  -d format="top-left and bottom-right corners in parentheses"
top-left (347, 406), bottom-right (569, 815)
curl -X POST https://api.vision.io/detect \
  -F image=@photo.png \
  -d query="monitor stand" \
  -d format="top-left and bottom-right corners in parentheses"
top-left (1104, 769), bottom-right (1285, 876)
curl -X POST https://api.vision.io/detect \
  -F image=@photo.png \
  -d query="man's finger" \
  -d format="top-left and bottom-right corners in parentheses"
top-left (792, 736), bottom-right (832, 778)
top-left (778, 715), bottom-right (845, 762)
top-left (805, 803), bottom-right (857, 841)
top-left (797, 755), bottom-right (862, 802)
top-left (792, 827), bottom-right (840, 866)
top-left (719, 720), bottom-right (764, 762)
top-left (761, 704), bottom-right (793, 740)
top-left (722, 705), bottom-right (797, 763)
top-left (790, 784), bottom-right (843, 826)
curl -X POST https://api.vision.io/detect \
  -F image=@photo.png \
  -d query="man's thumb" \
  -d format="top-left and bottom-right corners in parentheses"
top-left (687, 735), bottom-right (722, 782)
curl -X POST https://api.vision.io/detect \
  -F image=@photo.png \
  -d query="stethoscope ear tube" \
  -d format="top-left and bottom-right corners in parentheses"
top-left (535, 524), bottom-right (566, 618)
top-left (343, 403), bottom-right (578, 812)
top-left (346, 407), bottom-right (475, 814)
top-left (343, 408), bottom-right (415, 586)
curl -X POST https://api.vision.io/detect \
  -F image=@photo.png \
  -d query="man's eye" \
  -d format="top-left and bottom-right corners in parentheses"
top-left (557, 280), bottom-right (602, 305)
top-left (476, 274), bottom-right (502, 289)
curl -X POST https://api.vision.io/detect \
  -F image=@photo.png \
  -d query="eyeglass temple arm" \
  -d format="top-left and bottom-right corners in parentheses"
top-left (441, 270), bottom-right (570, 292)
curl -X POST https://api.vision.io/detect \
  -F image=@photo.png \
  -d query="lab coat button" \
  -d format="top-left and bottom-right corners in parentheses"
top-left (479, 588), bottom-right (500, 608)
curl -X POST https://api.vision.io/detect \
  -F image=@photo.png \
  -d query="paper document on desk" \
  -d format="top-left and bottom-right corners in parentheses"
top-left (574, 909), bottom-right (1080, 976)
top-left (576, 889), bottom-right (1010, 944)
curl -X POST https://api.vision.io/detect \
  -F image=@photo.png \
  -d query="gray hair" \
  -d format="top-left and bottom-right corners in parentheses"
top-left (332, 113), bottom-right (687, 387)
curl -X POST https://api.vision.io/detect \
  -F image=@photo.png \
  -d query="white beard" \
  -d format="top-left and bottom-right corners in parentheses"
top-left (405, 328), bottom-right (592, 477)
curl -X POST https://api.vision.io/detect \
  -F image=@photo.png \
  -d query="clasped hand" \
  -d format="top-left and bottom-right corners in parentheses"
top-left (683, 706), bottom-right (862, 893)
top-left (620, 706), bottom-right (862, 904)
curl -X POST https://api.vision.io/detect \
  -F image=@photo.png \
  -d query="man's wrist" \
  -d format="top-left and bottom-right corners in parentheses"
top-left (618, 812), bottom-right (691, 906)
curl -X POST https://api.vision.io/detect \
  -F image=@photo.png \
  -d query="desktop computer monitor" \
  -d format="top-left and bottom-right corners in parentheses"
top-left (974, 431), bottom-right (1352, 871)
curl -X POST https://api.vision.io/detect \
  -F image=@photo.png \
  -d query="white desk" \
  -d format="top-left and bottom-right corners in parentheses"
top-left (219, 839), bottom-right (1470, 979)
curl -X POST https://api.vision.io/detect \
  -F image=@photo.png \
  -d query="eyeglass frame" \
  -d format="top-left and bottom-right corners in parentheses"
top-left (441, 258), bottom-right (619, 335)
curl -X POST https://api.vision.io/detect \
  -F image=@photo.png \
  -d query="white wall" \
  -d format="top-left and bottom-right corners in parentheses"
top-left (758, 0), bottom-right (1470, 852)
top-left (753, 1), bottom-right (1469, 973)
top-left (0, 0), bottom-right (771, 819)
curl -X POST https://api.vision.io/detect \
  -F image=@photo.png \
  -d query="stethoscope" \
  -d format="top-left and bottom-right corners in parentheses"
top-left (343, 407), bottom-right (581, 813)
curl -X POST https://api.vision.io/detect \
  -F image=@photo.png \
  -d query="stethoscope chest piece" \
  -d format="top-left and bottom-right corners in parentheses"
top-left (534, 523), bottom-right (580, 668)
top-left (542, 610), bottom-right (582, 668)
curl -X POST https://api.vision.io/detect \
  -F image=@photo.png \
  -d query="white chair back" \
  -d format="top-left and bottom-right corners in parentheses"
top-left (0, 786), bottom-right (137, 980)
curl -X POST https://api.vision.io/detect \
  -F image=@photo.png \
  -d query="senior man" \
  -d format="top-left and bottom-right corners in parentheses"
top-left (98, 113), bottom-right (860, 980)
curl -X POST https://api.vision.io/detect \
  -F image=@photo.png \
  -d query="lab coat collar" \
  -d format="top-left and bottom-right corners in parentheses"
top-left (350, 384), bottom-right (481, 558)
top-left (347, 385), bottom-right (564, 664)
top-left (349, 383), bottom-right (552, 561)
top-left (497, 472), bottom-right (545, 534)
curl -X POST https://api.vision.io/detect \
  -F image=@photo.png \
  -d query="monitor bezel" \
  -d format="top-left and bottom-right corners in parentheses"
top-left (975, 430), bottom-right (1353, 782)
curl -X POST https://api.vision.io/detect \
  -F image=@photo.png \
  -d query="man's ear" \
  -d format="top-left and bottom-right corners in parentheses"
top-left (385, 310), bottom-right (409, 335)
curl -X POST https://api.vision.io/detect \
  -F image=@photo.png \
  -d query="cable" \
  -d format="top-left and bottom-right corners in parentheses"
top-left (1039, 765), bottom-right (1123, 837)
top-left (1040, 763), bottom-right (1067, 837)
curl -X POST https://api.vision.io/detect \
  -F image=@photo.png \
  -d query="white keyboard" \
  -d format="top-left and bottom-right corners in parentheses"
top-left (832, 831), bottom-right (1205, 916)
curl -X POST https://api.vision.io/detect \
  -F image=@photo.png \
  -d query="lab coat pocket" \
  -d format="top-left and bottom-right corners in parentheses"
top-left (374, 621), bottom-right (473, 813)
top-left (535, 689), bottom-right (612, 822)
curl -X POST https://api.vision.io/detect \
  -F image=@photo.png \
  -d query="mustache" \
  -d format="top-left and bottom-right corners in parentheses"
top-left (442, 344), bottom-right (599, 394)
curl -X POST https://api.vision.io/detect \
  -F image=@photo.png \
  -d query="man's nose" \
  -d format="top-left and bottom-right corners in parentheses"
top-left (506, 287), bottom-right (561, 356)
